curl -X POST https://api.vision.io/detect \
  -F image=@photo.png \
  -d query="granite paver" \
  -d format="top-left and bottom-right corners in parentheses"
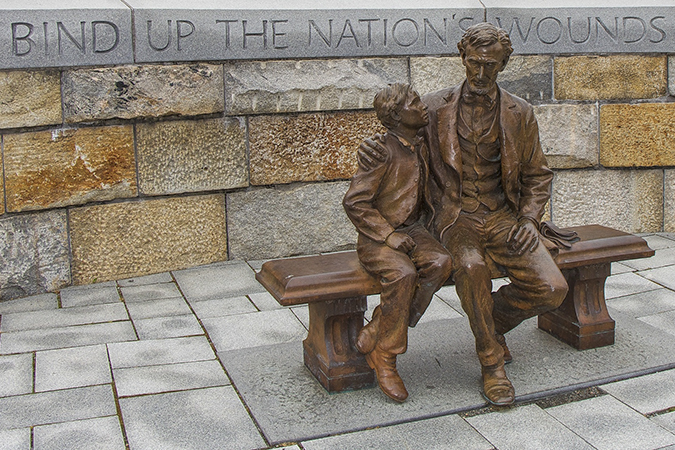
top-left (120, 283), bottom-right (183, 302)
top-left (0, 303), bottom-right (128, 332)
top-left (117, 272), bottom-right (174, 287)
top-left (173, 261), bottom-right (266, 301)
top-left (59, 283), bottom-right (120, 308)
top-left (125, 297), bottom-right (192, 320)
top-left (133, 314), bottom-right (203, 340)
top-left (107, 336), bottom-right (215, 369)
top-left (653, 411), bottom-right (675, 434)
top-left (641, 265), bottom-right (675, 291)
top-left (33, 416), bottom-right (125, 450)
top-left (0, 353), bottom-right (33, 397)
top-left (189, 296), bottom-right (258, 319)
top-left (604, 272), bottom-right (662, 299)
top-left (601, 368), bottom-right (675, 414)
top-left (638, 310), bottom-right (675, 338)
top-left (35, 344), bottom-right (111, 392)
top-left (607, 288), bottom-right (675, 317)
top-left (0, 428), bottom-right (30, 450)
top-left (0, 293), bottom-right (58, 314)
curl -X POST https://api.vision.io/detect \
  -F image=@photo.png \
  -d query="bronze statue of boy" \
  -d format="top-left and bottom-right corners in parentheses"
top-left (343, 83), bottom-right (453, 402)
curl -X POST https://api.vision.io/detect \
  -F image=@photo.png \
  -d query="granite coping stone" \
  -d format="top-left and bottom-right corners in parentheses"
top-left (107, 335), bottom-right (215, 369)
top-left (35, 344), bottom-right (111, 393)
top-left (32, 416), bottom-right (125, 450)
top-left (0, 353), bottom-right (33, 398)
top-left (601, 368), bottom-right (675, 414)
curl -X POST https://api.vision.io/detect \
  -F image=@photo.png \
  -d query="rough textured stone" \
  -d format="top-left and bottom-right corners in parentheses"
top-left (534, 104), bottom-right (598, 169)
top-left (0, 210), bottom-right (70, 301)
top-left (667, 170), bottom-right (675, 233)
top-left (554, 55), bottom-right (667, 100)
top-left (224, 58), bottom-right (408, 115)
top-left (62, 64), bottom-right (224, 122)
top-left (551, 169), bottom-right (663, 233)
top-left (227, 182), bottom-right (356, 260)
top-left (249, 111), bottom-right (383, 185)
top-left (137, 117), bottom-right (248, 195)
top-left (410, 55), bottom-right (551, 102)
top-left (3, 126), bottom-right (136, 212)
top-left (670, 56), bottom-right (675, 97)
top-left (600, 103), bottom-right (675, 167)
top-left (0, 70), bottom-right (62, 129)
top-left (69, 195), bottom-right (227, 285)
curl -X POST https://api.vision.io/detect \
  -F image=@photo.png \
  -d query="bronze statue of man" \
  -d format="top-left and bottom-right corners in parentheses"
top-left (361, 22), bottom-right (568, 406)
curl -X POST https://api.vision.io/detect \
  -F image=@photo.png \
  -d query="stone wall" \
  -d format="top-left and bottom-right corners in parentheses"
top-left (1, 2), bottom-right (675, 300)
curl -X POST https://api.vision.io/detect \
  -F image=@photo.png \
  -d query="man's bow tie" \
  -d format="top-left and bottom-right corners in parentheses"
top-left (462, 92), bottom-right (496, 108)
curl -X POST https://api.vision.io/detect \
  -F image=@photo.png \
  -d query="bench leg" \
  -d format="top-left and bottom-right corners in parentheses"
top-left (538, 263), bottom-right (615, 350)
top-left (303, 296), bottom-right (375, 393)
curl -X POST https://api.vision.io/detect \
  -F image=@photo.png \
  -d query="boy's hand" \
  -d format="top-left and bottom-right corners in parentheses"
top-left (386, 232), bottom-right (416, 254)
top-left (358, 134), bottom-right (387, 170)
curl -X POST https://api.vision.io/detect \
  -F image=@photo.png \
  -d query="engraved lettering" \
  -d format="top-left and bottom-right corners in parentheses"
top-left (536, 17), bottom-right (562, 45)
top-left (92, 21), bottom-right (119, 53)
top-left (622, 17), bottom-right (646, 43)
top-left (595, 17), bottom-right (619, 43)
top-left (147, 20), bottom-right (171, 51)
top-left (392, 18), bottom-right (419, 47)
top-left (308, 19), bottom-right (332, 47)
top-left (567, 17), bottom-right (591, 44)
top-left (336, 19), bottom-right (359, 48)
top-left (496, 17), bottom-right (534, 43)
top-left (359, 18), bottom-right (380, 47)
top-left (216, 20), bottom-right (237, 49)
top-left (12, 22), bottom-right (35, 56)
top-left (43, 22), bottom-right (49, 55)
top-left (242, 20), bottom-right (267, 49)
top-left (176, 20), bottom-right (194, 51)
top-left (649, 16), bottom-right (666, 43)
top-left (271, 20), bottom-right (288, 49)
top-left (383, 19), bottom-right (388, 46)
top-left (57, 21), bottom-right (86, 54)
top-left (424, 18), bottom-right (447, 46)
top-left (458, 17), bottom-right (475, 32)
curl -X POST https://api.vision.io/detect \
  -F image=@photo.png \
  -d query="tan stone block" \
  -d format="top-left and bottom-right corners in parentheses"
top-left (224, 58), bottom-right (408, 115)
top-left (137, 118), bottom-right (248, 195)
top-left (534, 104), bottom-right (598, 169)
top-left (249, 111), bottom-right (384, 185)
top-left (554, 55), bottom-right (667, 100)
top-left (551, 169), bottom-right (663, 233)
top-left (4, 126), bottom-right (136, 212)
top-left (69, 195), bottom-right (227, 284)
top-left (0, 150), bottom-right (4, 215)
top-left (63, 64), bottom-right (224, 122)
top-left (600, 103), bottom-right (675, 167)
top-left (410, 56), bottom-right (464, 96)
top-left (0, 70), bottom-right (62, 129)
top-left (666, 170), bottom-right (675, 233)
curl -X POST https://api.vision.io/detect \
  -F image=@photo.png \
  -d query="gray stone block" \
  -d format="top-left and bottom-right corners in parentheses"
top-left (670, 56), bottom-right (675, 97)
top-left (534, 104), bottom-right (598, 169)
top-left (290, 305), bottom-right (309, 330)
top-left (33, 416), bottom-right (125, 450)
top-left (35, 344), bottom-right (111, 392)
top-left (0, 211), bottom-right (70, 301)
top-left (0, 384), bottom-right (116, 429)
top-left (120, 282), bottom-right (183, 302)
top-left (466, 404), bottom-right (594, 450)
top-left (607, 288), bottom-right (675, 318)
top-left (0, 428), bottom-right (30, 450)
top-left (203, 309), bottom-right (307, 352)
top-left (643, 234), bottom-right (675, 250)
top-left (303, 414), bottom-right (492, 450)
top-left (227, 182), bottom-right (357, 260)
top-left (0, 353), bottom-right (33, 397)
top-left (653, 411), bottom-right (675, 434)
top-left (119, 386), bottom-right (265, 450)
top-left (133, 314), bottom-right (203, 340)
top-left (189, 296), bottom-right (258, 319)
top-left (0, 321), bottom-right (136, 354)
top-left (248, 292), bottom-right (283, 311)
top-left (0, 303), bottom-right (128, 332)
top-left (126, 297), bottom-right (192, 320)
top-left (639, 310), bottom-right (675, 338)
top-left (60, 283), bottom-right (121, 308)
top-left (0, 0), bottom-right (133, 69)
top-left (224, 58), bottom-right (408, 115)
top-left (117, 272), bottom-right (173, 287)
top-left (621, 247), bottom-right (675, 271)
top-left (107, 335), bottom-right (215, 369)
top-left (0, 293), bottom-right (58, 314)
top-left (641, 265), bottom-right (675, 291)
top-left (546, 395), bottom-right (675, 450)
top-left (113, 360), bottom-right (229, 397)
top-left (611, 262), bottom-right (634, 275)
top-left (601, 368), bottom-right (675, 415)
top-left (173, 261), bottom-right (266, 302)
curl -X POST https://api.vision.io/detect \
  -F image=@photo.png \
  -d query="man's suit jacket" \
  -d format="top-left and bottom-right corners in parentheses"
top-left (421, 82), bottom-right (553, 243)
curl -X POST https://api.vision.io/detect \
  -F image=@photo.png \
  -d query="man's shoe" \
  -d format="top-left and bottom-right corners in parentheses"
top-left (356, 306), bottom-right (381, 354)
top-left (365, 347), bottom-right (408, 402)
top-left (495, 333), bottom-right (512, 364)
top-left (481, 363), bottom-right (515, 406)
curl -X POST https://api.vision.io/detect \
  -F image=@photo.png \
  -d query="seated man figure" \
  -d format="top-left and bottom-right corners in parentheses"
top-left (343, 83), bottom-right (453, 402)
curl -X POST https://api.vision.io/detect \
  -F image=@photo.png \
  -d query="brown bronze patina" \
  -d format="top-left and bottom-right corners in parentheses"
top-left (360, 23), bottom-right (568, 406)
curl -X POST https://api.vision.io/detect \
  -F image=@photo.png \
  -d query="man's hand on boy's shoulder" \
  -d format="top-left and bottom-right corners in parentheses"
top-left (385, 231), bottom-right (416, 254)
top-left (358, 134), bottom-right (388, 170)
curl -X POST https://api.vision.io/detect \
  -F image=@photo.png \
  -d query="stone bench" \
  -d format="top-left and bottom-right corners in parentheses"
top-left (255, 224), bottom-right (654, 393)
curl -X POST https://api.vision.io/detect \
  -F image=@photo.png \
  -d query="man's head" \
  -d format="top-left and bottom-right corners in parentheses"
top-left (373, 83), bottom-right (428, 132)
top-left (458, 23), bottom-right (513, 95)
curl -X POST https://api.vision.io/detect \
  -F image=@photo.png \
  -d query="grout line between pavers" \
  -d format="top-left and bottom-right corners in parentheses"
top-left (106, 345), bottom-right (131, 450)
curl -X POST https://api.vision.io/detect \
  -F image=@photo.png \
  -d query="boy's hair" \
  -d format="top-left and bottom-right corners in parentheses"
top-left (373, 83), bottom-right (414, 130)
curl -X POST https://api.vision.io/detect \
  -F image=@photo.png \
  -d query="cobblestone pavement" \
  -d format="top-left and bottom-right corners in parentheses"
top-left (1, 233), bottom-right (675, 450)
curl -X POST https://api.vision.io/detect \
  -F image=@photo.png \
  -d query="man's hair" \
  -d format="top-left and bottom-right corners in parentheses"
top-left (373, 83), bottom-right (414, 130)
top-left (457, 22), bottom-right (514, 66)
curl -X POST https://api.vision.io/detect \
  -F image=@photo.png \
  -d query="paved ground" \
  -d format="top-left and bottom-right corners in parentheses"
top-left (1, 233), bottom-right (675, 450)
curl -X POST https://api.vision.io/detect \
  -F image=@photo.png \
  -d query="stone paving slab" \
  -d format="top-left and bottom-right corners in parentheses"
top-left (119, 386), bottom-right (266, 450)
top-left (604, 272), bottom-right (662, 299)
top-left (0, 321), bottom-right (136, 354)
top-left (546, 395), bottom-right (675, 450)
top-left (107, 336), bottom-right (215, 369)
top-left (653, 411), bottom-right (675, 434)
top-left (601, 368), bottom-right (675, 414)
top-left (33, 416), bottom-right (125, 450)
top-left (189, 296), bottom-right (257, 319)
top-left (0, 353), bottom-right (33, 397)
top-left (35, 344), bottom-right (111, 392)
top-left (125, 297), bottom-right (192, 320)
top-left (173, 261), bottom-right (266, 302)
top-left (290, 305), bottom-right (309, 330)
top-left (0, 384), bottom-right (116, 429)
top-left (643, 235), bottom-right (675, 250)
top-left (622, 247), bottom-right (675, 271)
top-left (59, 283), bottom-right (120, 308)
top-left (133, 314), bottom-right (203, 340)
top-left (0, 293), bottom-right (58, 314)
top-left (0, 428), bottom-right (30, 450)
top-left (117, 272), bottom-right (174, 287)
top-left (113, 360), bottom-right (229, 397)
top-left (120, 283), bottom-right (183, 302)
top-left (465, 404), bottom-right (593, 450)
top-left (611, 262), bottom-right (634, 275)
top-left (641, 265), bottom-right (675, 291)
top-left (607, 288), bottom-right (675, 318)
top-left (0, 303), bottom-right (128, 332)
top-left (638, 310), bottom-right (675, 338)
top-left (248, 292), bottom-right (283, 311)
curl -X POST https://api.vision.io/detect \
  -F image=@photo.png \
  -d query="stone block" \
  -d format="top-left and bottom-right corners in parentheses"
top-left (249, 111), bottom-right (383, 185)
top-left (0, 303), bottom-right (128, 332)
top-left (0, 210), bottom-right (70, 301)
top-left (534, 103), bottom-right (598, 169)
top-left (190, 297), bottom-right (258, 319)
top-left (551, 169), bottom-right (663, 233)
top-left (226, 182), bottom-right (357, 260)
top-left (107, 335), bottom-right (215, 369)
top-left (60, 283), bottom-right (121, 308)
top-left (667, 170), bottom-right (675, 233)
top-left (0, 70), bottom-right (62, 129)
top-left (133, 314), bottom-right (203, 340)
top-left (119, 282), bottom-right (182, 303)
top-left (136, 117), bottom-right (248, 195)
top-left (69, 195), bottom-right (227, 284)
top-left (601, 368), bottom-right (675, 415)
top-left (35, 344), bottom-right (112, 392)
top-left (33, 416), bottom-right (125, 450)
top-left (125, 298), bottom-right (192, 320)
top-left (0, 354), bottom-right (33, 398)
top-left (3, 126), bottom-right (136, 212)
top-left (410, 56), bottom-right (465, 96)
top-left (173, 261), bottom-right (265, 301)
top-left (601, 103), bottom-right (675, 167)
top-left (224, 58), bottom-right (408, 115)
top-left (0, 429), bottom-right (30, 450)
top-left (62, 64), bottom-right (223, 122)
top-left (554, 55), bottom-right (667, 100)
top-left (670, 56), bottom-right (675, 96)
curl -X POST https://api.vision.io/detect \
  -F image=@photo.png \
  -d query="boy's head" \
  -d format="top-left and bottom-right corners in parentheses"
top-left (373, 83), bottom-right (428, 132)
